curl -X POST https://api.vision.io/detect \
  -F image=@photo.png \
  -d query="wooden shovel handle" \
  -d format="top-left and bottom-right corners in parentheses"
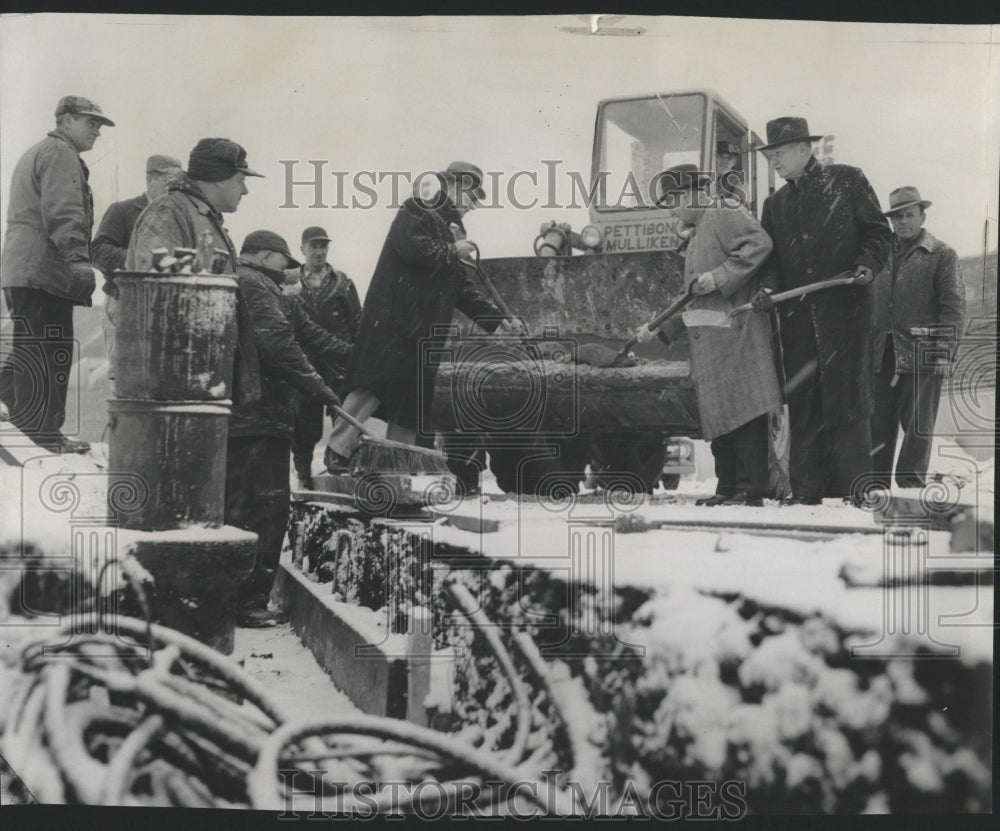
top-left (728, 272), bottom-right (859, 317)
top-left (611, 283), bottom-right (698, 366)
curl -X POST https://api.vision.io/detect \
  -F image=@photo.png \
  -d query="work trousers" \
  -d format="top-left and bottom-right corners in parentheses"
top-left (0, 287), bottom-right (75, 447)
top-left (326, 388), bottom-right (418, 459)
top-left (710, 412), bottom-right (770, 498)
top-left (291, 394), bottom-right (324, 476)
top-left (224, 435), bottom-right (291, 608)
top-left (785, 345), bottom-right (872, 501)
top-left (870, 341), bottom-right (944, 489)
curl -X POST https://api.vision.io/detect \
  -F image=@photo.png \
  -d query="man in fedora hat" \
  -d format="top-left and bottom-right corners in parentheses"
top-left (94, 154), bottom-right (182, 379)
top-left (635, 164), bottom-right (780, 505)
top-left (229, 230), bottom-right (349, 626)
top-left (0, 96), bottom-right (114, 453)
top-left (282, 226), bottom-right (362, 489)
top-left (324, 160), bottom-right (523, 471)
top-left (870, 187), bottom-right (965, 489)
top-left (750, 116), bottom-right (891, 506)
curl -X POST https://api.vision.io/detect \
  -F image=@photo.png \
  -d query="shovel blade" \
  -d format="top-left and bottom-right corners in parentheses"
top-left (681, 308), bottom-right (732, 328)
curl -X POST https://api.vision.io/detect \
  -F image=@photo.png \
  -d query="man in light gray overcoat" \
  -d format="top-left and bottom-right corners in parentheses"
top-left (636, 164), bottom-right (781, 506)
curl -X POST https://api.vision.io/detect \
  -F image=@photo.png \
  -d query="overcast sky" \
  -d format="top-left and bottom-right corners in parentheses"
top-left (2, 14), bottom-right (998, 302)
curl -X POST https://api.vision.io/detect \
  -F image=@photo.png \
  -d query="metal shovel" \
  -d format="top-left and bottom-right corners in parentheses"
top-left (609, 281), bottom-right (731, 367)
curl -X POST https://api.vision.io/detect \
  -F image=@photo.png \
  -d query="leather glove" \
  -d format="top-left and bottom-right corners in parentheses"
top-left (68, 262), bottom-right (99, 299)
top-left (750, 288), bottom-right (775, 312)
top-left (852, 265), bottom-right (875, 286)
top-left (692, 272), bottom-right (717, 295)
top-left (635, 324), bottom-right (657, 343)
top-left (318, 385), bottom-right (342, 413)
top-left (499, 318), bottom-right (527, 336)
top-left (931, 360), bottom-right (952, 376)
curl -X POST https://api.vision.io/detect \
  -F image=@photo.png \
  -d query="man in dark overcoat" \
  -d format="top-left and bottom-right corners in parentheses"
top-left (324, 162), bottom-right (523, 470)
top-left (751, 117), bottom-right (892, 505)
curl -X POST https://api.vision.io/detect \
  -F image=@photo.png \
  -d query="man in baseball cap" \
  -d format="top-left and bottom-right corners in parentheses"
top-left (282, 226), bottom-right (362, 489)
top-left (870, 187), bottom-right (965, 490)
top-left (228, 230), bottom-right (351, 627)
top-left (0, 95), bottom-right (114, 452)
top-left (94, 153), bottom-right (183, 380)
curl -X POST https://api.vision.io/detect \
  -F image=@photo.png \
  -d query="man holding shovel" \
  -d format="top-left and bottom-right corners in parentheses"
top-left (635, 165), bottom-right (780, 506)
top-left (750, 118), bottom-right (891, 506)
top-left (324, 161), bottom-right (523, 472)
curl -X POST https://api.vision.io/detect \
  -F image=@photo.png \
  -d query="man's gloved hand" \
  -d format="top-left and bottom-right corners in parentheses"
top-left (455, 239), bottom-right (477, 262)
top-left (499, 317), bottom-right (527, 336)
top-left (750, 288), bottom-right (775, 312)
top-left (69, 262), bottom-right (100, 298)
top-left (318, 386), bottom-right (342, 416)
top-left (931, 360), bottom-right (952, 376)
top-left (634, 323), bottom-right (657, 343)
top-left (852, 265), bottom-right (875, 285)
top-left (692, 272), bottom-right (717, 296)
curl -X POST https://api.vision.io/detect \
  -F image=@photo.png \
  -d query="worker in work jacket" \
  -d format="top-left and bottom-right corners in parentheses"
top-left (282, 226), bottom-right (362, 488)
top-left (1, 96), bottom-right (110, 454)
top-left (636, 165), bottom-right (780, 506)
top-left (750, 117), bottom-right (891, 504)
top-left (125, 140), bottom-right (264, 406)
top-left (870, 186), bottom-right (966, 489)
top-left (230, 256), bottom-right (349, 440)
top-left (228, 230), bottom-right (349, 627)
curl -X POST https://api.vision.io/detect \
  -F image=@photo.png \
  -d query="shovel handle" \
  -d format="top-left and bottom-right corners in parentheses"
top-left (610, 284), bottom-right (698, 367)
top-left (328, 404), bottom-right (373, 440)
top-left (728, 272), bottom-right (859, 317)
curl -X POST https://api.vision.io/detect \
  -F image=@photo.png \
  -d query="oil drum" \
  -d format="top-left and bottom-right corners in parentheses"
top-left (107, 399), bottom-right (231, 530)
top-left (113, 272), bottom-right (237, 400)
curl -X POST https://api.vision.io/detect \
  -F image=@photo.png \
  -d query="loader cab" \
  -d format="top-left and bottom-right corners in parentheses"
top-left (589, 90), bottom-right (767, 253)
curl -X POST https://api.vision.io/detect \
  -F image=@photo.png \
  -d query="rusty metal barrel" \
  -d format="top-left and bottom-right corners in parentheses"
top-left (113, 273), bottom-right (237, 400)
top-left (107, 399), bottom-right (231, 530)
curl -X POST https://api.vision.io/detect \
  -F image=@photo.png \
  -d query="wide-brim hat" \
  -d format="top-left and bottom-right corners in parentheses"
top-left (883, 186), bottom-right (932, 216)
top-left (756, 117), bottom-right (822, 151)
top-left (438, 161), bottom-right (486, 201)
top-left (241, 229), bottom-right (301, 268)
top-left (653, 164), bottom-right (712, 206)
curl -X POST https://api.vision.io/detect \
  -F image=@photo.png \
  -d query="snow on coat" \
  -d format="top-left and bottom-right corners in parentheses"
top-left (759, 157), bottom-right (892, 426)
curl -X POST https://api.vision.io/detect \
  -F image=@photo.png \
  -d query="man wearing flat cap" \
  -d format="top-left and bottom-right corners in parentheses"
top-left (229, 230), bottom-right (351, 627)
top-left (635, 164), bottom-right (780, 505)
top-left (282, 226), bottom-right (361, 489)
top-left (750, 117), bottom-right (891, 506)
top-left (0, 96), bottom-right (114, 453)
top-left (94, 154), bottom-right (182, 377)
top-left (325, 160), bottom-right (522, 471)
top-left (870, 187), bottom-right (965, 489)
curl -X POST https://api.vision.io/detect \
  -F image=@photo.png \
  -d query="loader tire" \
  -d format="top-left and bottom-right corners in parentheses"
top-left (588, 432), bottom-right (668, 495)
top-left (486, 437), bottom-right (589, 496)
